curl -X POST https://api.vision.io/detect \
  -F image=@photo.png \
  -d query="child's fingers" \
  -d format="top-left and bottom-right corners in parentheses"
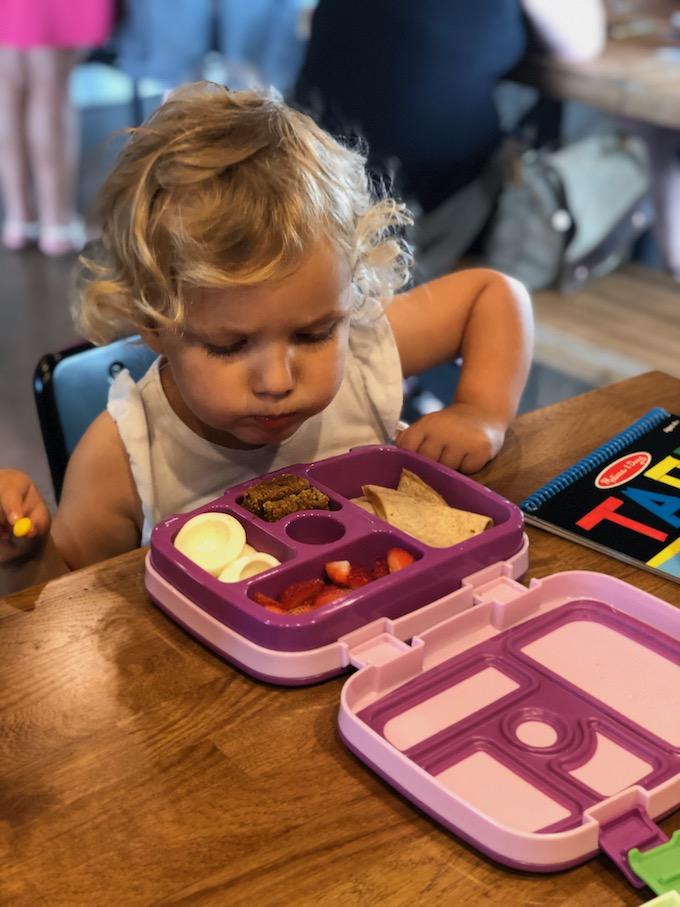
top-left (394, 423), bottom-right (422, 453)
top-left (396, 424), bottom-right (451, 466)
top-left (455, 449), bottom-right (485, 475)
top-left (18, 485), bottom-right (51, 539)
top-left (0, 485), bottom-right (28, 529)
top-left (435, 444), bottom-right (465, 472)
top-left (0, 478), bottom-right (50, 538)
top-left (416, 436), bottom-right (447, 465)
top-left (0, 472), bottom-right (50, 563)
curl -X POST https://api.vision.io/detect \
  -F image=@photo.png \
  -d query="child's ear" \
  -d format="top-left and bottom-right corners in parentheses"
top-left (140, 328), bottom-right (163, 354)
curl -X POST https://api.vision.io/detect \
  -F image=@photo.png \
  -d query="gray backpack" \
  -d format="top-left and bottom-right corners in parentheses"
top-left (482, 133), bottom-right (653, 291)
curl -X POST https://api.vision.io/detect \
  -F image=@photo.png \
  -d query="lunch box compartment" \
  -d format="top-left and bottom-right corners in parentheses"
top-left (148, 445), bottom-right (526, 656)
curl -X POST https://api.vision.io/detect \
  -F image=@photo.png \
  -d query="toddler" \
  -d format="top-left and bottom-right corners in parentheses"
top-left (0, 83), bottom-right (533, 593)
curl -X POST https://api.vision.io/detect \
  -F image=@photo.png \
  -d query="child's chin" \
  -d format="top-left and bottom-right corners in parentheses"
top-left (254, 424), bottom-right (300, 444)
top-left (234, 419), bottom-right (303, 446)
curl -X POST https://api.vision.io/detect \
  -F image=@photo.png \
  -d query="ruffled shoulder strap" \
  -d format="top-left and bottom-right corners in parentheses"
top-left (347, 296), bottom-right (405, 440)
top-left (107, 364), bottom-right (157, 545)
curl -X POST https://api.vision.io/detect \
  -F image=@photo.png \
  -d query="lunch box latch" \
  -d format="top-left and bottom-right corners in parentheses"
top-left (596, 800), bottom-right (673, 890)
top-left (346, 631), bottom-right (414, 670)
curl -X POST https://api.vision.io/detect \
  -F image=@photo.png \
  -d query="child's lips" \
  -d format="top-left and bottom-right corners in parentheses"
top-left (250, 412), bottom-right (299, 429)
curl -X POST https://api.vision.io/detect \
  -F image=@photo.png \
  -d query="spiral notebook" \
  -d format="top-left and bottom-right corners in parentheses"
top-left (520, 407), bottom-right (680, 583)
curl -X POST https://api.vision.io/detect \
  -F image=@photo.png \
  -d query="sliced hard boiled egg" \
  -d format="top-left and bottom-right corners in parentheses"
top-left (218, 552), bottom-right (280, 583)
top-left (174, 512), bottom-right (246, 576)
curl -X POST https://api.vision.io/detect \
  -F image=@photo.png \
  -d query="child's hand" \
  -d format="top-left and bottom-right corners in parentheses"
top-left (395, 404), bottom-right (507, 474)
top-left (0, 469), bottom-right (51, 564)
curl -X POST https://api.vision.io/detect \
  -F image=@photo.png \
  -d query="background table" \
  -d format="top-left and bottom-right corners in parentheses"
top-left (2, 371), bottom-right (679, 906)
top-left (513, 4), bottom-right (680, 129)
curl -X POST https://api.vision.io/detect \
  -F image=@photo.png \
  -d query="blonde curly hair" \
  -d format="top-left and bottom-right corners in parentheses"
top-left (76, 82), bottom-right (413, 344)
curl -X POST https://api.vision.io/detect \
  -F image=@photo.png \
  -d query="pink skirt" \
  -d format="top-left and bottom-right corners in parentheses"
top-left (0, 0), bottom-right (114, 49)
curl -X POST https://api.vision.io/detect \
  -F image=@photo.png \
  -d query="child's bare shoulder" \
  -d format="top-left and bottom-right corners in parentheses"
top-left (52, 412), bottom-right (144, 569)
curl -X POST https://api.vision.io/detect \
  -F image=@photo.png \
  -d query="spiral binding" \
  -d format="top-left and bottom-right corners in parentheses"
top-left (520, 406), bottom-right (671, 513)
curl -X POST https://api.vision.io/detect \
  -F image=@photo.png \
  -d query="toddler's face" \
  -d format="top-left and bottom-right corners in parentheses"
top-left (145, 242), bottom-right (354, 448)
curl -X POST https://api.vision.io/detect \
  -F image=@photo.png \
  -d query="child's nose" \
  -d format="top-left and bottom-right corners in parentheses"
top-left (252, 345), bottom-right (295, 397)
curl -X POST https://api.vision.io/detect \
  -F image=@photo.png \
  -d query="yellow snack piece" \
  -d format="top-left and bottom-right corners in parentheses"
top-left (12, 517), bottom-right (32, 538)
top-left (174, 512), bottom-right (247, 576)
top-left (217, 552), bottom-right (280, 583)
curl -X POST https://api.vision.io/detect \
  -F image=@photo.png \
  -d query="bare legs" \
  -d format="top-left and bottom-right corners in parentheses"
top-left (0, 48), bottom-right (35, 245)
top-left (0, 45), bottom-right (82, 254)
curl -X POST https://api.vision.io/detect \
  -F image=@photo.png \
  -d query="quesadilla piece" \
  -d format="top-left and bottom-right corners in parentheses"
top-left (350, 495), bottom-right (376, 514)
top-left (397, 468), bottom-right (448, 506)
top-left (362, 485), bottom-right (492, 548)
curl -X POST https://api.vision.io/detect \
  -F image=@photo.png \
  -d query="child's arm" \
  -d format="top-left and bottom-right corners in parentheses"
top-left (386, 268), bottom-right (533, 473)
top-left (0, 413), bottom-right (143, 595)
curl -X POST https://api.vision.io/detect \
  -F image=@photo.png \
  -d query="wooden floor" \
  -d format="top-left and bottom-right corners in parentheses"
top-left (0, 96), bottom-right (146, 510)
top-left (1, 98), bottom-right (678, 514)
top-left (0, 247), bottom-right (79, 510)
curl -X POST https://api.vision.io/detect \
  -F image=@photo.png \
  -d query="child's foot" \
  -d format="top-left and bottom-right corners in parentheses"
top-left (39, 220), bottom-right (85, 257)
top-left (2, 220), bottom-right (39, 251)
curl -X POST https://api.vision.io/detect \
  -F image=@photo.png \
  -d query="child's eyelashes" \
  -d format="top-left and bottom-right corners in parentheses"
top-left (204, 339), bottom-right (248, 358)
top-left (203, 323), bottom-right (339, 358)
top-left (294, 322), bottom-right (338, 345)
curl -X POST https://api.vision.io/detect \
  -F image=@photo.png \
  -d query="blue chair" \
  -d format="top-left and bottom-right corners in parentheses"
top-left (34, 336), bottom-right (156, 501)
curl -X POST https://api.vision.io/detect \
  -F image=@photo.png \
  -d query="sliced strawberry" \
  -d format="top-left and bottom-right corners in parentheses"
top-left (287, 601), bottom-right (315, 614)
top-left (313, 585), bottom-right (347, 607)
top-left (386, 547), bottom-right (415, 573)
top-left (263, 602), bottom-right (289, 614)
top-left (279, 578), bottom-right (325, 609)
top-left (325, 559), bottom-right (351, 586)
top-left (347, 565), bottom-right (373, 588)
top-left (372, 557), bottom-right (389, 579)
top-left (253, 591), bottom-right (284, 610)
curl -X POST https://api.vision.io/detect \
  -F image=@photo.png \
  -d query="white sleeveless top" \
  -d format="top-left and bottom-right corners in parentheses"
top-left (108, 299), bottom-right (404, 543)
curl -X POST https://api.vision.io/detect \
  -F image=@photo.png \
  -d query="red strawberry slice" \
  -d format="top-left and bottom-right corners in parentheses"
top-left (347, 565), bottom-right (373, 588)
top-left (372, 557), bottom-right (389, 579)
top-left (263, 602), bottom-right (288, 614)
top-left (325, 559), bottom-right (351, 586)
top-left (386, 547), bottom-right (415, 573)
top-left (279, 578), bottom-right (325, 609)
top-left (287, 602), bottom-right (315, 614)
top-left (253, 591), bottom-right (284, 610)
top-left (312, 585), bottom-right (347, 607)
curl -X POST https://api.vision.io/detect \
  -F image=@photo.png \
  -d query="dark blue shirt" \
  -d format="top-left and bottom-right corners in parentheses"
top-left (294, 0), bottom-right (527, 211)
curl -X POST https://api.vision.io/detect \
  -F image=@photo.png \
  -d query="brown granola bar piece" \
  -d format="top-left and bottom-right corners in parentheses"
top-left (241, 474), bottom-right (330, 520)
top-left (241, 473), bottom-right (311, 515)
top-left (260, 487), bottom-right (330, 521)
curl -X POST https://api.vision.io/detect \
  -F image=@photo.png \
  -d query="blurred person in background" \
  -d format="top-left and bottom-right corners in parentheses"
top-left (0, 0), bottom-right (115, 255)
top-left (293, 0), bottom-right (605, 418)
top-left (115, 0), bottom-right (306, 94)
top-left (614, 0), bottom-right (680, 281)
top-left (294, 0), bottom-right (605, 231)
top-left (631, 120), bottom-right (680, 281)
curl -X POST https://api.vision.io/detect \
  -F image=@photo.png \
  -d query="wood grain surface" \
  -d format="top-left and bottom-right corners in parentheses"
top-left (2, 371), bottom-right (679, 906)
top-left (512, 10), bottom-right (680, 130)
top-left (532, 264), bottom-right (680, 386)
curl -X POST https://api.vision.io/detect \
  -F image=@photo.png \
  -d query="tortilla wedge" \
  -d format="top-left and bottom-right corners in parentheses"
top-left (362, 484), bottom-right (492, 548)
top-left (350, 495), bottom-right (376, 515)
top-left (397, 468), bottom-right (448, 506)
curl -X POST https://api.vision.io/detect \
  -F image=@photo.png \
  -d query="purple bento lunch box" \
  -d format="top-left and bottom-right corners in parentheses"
top-left (144, 445), bottom-right (680, 885)
top-left (146, 444), bottom-right (526, 682)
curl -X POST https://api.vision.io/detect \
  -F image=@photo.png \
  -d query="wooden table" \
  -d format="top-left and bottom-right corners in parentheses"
top-left (513, 11), bottom-right (680, 129)
top-left (3, 371), bottom-right (679, 907)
